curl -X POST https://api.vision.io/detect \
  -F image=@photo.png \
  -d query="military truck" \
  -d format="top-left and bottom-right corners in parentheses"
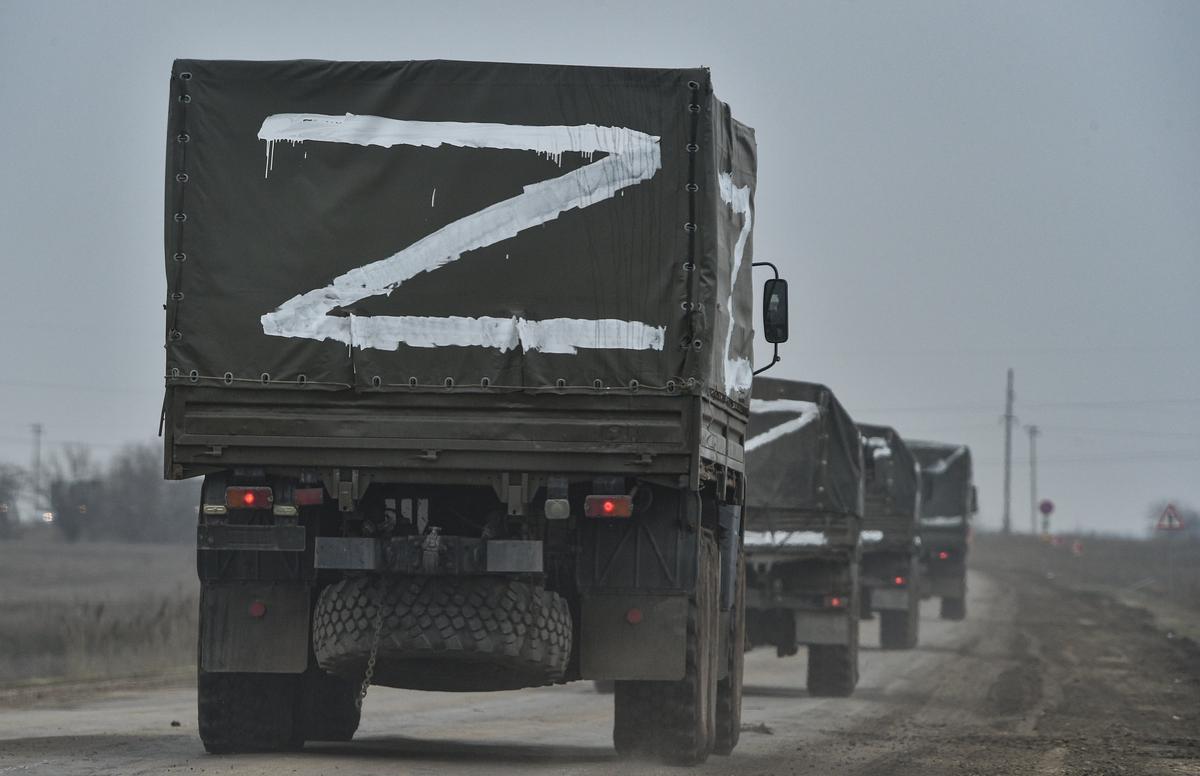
top-left (743, 379), bottom-right (864, 696)
top-left (162, 59), bottom-right (788, 764)
top-left (909, 441), bottom-right (976, 620)
top-left (857, 424), bottom-right (922, 649)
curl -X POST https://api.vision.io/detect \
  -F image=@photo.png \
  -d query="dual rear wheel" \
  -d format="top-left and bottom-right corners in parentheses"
top-left (197, 667), bottom-right (360, 754)
top-left (612, 535), bottom-right (742, 764)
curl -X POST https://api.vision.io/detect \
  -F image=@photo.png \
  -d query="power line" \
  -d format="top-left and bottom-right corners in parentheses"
top-left (977, 451), bottom-right (1200, 466)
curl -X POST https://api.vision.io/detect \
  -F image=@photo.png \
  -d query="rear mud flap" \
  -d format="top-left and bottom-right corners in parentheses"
top-left (869, 588), bottom-right (911, 611)
top-left (581, 593), bottom-right (687, 680)
top-left (200, 582), bottom-right (310, 673)
top-left (794, 610), bottom-right (855, 645)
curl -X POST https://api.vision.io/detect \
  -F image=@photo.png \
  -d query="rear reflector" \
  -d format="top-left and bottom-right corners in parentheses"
top-left (827, 596), bottom-right (845, 609)
top-left (584, 495), bottom-right (633, 518)
top-left (893, 576), bottom-right (906, 586)
top-left (294, 487), bottom-right (325, 506)
top-left (937, 550), bottom-right (950, 560)
top-left (225, 486), bottom-right (273, 509)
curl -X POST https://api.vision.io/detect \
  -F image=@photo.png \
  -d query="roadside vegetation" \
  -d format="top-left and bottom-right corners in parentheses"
top-left (0, 531), bottom-right (197, 684)
top-left (974, 531), bottom-right (1200, 617)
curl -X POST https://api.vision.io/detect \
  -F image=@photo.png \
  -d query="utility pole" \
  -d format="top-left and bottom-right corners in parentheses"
top-left (31, 422), bottom-right (43, 509)
top-left (1002, 369), bottom-right (1015, 534)
top-left (1026, 424), bottom-right (1040, 534)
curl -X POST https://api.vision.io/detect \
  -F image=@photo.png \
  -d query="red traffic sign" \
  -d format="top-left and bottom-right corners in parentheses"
top-left (1157, 503), bottom-right (1185, 532)
top-left (1039, 499), bottom-right (1054, 516)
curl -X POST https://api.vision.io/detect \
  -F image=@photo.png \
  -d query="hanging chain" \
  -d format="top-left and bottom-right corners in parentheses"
top-left (356, 580), bottom-right (387, 710)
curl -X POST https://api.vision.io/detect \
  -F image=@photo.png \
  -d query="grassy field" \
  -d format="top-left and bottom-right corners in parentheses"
top-left (972, 531), bottom-right (1200, 642)
top-left (0, 528), bottom-right (197, 684)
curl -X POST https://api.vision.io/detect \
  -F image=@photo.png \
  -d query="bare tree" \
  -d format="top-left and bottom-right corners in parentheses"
top-left (0, 464), bottom-right (23, 540)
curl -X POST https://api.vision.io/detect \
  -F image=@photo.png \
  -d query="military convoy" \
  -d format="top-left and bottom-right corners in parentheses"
top-left (161, 57), bottom-right (974, 766)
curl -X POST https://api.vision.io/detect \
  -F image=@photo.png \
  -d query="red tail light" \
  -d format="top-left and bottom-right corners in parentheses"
top-left (937, 551), bottom-right (950, 560)
top-left (827, 596), bottom-right (845, 609)
top-left (226, 486), bottom-right (273, 509)
top-left (893, 576), bottom-right (906, 586)
top-left (584, 495), bottom-right (633, 518)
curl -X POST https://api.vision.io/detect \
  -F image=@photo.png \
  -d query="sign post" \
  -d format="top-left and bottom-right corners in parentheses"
top-left (1038, 499), bottom-right (1054, 537)
top-left (1156, 503), bottom-right (1185, 599)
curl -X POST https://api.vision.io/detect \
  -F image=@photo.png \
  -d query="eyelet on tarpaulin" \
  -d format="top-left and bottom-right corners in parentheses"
top-left (166, 68), bottom-right (192, 367)
top-left (683, 77), bottom-right (704, 373)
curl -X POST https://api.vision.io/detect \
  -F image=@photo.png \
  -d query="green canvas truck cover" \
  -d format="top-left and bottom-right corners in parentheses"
top-left (744, 378), bottom-right (864, 532)
top-left (858, 424), bottom-right (921, 521)
top-left (908, 440), bottom-right (974, 526)
top-left (163, 59), bottom-right (757, 403)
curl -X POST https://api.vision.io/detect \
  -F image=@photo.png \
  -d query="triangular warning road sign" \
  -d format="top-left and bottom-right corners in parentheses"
top-left (1157, 503), bottom-right (1185, 531)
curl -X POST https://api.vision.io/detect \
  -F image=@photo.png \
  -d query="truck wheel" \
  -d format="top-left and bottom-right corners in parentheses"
top-left (806, 614), bottom-right (859, 697)
top-left (879, 585), bottom-right (920, 650)
top-left (312, 575), bottom-right (571, 691)
top-left (713, 549), bottom-right (745, 756)
top-left (197, 672), bottom-right (303, 753)
top-left (297, 668), bottom-right (361, 741)
top-left (940, 596), bottom-right (966, 621)
top-left (593, 679), bottom-right (615, 694)
top-left (613, 534), bottom-right (719, 765)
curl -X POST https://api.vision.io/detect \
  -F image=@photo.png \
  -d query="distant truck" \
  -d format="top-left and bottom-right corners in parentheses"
top-left (162, 59), bottom-right (787, 764)
top-left (908, 441), bottom-right (976, 620)
top-left (743, 379), bottom-right (864, 696)
top-left (857, 424), bottom-right (922, 649)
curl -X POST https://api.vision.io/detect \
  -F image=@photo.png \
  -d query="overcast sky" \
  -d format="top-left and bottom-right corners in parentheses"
top-left (1, 0), bottom-right (1196, 535)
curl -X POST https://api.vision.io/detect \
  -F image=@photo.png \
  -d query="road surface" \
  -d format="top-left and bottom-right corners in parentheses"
top-left (1, 568), bottom-right (1197, 775)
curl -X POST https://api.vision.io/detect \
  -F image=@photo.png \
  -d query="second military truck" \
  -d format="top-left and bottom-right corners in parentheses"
top-left (744, 378), bottom-right (864, 696)
top-left (163, 59), bottom-right (787, 764)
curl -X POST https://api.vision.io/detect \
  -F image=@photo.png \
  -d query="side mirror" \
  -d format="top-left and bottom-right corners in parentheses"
top-left (762, 278), bottom-right (789, 344)
top-left (969, 485), bottom-right (979, 515)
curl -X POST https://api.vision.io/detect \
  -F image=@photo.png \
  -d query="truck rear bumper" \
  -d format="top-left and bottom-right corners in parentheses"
top-left (866, 587), bottom-right (910, 611)
top-left (794, 610), bottom-right (855, 645)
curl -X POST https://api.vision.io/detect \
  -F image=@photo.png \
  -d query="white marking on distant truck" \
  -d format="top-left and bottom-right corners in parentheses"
top-left (745, 399), bottom-right (821, 452)
top-left (256, 113), bottom-right (665, 354)
top-left (744, 530), bottom-right (827, 547)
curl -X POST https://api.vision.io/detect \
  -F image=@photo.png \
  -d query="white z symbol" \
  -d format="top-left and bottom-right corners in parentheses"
top-left (257, 113), bottom-right (666, 355)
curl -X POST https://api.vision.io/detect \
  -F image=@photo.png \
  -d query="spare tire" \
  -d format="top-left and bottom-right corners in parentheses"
top-left (313, 575), bottom-right (571, 692)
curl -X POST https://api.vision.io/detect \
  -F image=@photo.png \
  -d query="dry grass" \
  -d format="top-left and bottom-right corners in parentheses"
top-left (973, 531), bottom-right (1200, 612)
top-left (0, 529), bottom-right (197, 684)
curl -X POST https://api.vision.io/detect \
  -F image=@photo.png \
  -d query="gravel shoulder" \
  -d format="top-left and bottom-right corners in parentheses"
top-left (1, 552), bottom-right (1197, 775)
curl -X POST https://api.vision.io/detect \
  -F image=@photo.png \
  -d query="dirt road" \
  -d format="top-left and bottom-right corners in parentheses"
top-left (2, 566), bottom-right (1197, 775)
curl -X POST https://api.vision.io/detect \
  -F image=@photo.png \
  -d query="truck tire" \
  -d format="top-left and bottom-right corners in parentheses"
top-left (312, 575), bottom-right (571, 692)
top-left (613, 534), bottom-right (719, 765)
top-left (713, 549), bottom-right (745, 756)
top-left (197, 672), bottom-right (303, 753)
top-left (593, 679), bottom-right (615, 694)
top-left (940, 596), bottom-right (966, 621)
top-left (879, 588), bottom-right (919, 650)
top-left (298, 668), bottom-right (361, 742)
top-left (806, 612), bottom-right (859, 697)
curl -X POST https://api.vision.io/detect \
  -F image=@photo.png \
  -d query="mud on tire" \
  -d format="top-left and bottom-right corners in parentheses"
top-left (613, 534), bottom-right (719, 765)
top-left (313, 575), bottom-right (571, 692)
top-left (940, 596), bottom-right (966, 621)
top-left (879, 592), bottom-right (920, 650)
top-left (713, 549), bottom-right (745, 755)
top-left (197, 672), bottom-right (303, 754)
top-left (298, 668), bottom-right (361, 742)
